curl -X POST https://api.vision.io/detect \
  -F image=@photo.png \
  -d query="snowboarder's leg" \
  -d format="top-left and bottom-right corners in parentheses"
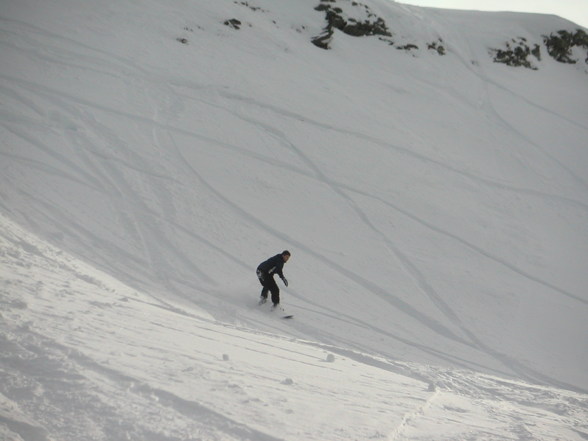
top-left (257, 270), bottom-right (269, 300)
top-left (268, 277), bottom-right (280, 306)
top-left (260, 286), bottom-right (269, 300)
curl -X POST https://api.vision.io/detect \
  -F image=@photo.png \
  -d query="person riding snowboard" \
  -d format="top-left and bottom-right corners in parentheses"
top-left (257, 250), bottom-right (290, 307)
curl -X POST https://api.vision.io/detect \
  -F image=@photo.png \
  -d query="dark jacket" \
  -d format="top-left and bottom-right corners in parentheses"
top-left (257, 254), bottom-right (286, 278)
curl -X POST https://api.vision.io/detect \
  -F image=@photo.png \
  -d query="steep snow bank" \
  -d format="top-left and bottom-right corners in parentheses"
top-left (1, 213), bottom-right (587, 440)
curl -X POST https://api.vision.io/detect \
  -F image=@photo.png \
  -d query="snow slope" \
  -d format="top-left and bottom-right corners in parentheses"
top-left (1, 0), bottom-right (588, 439)
top-left (2, 214), bottom-right (587, 440)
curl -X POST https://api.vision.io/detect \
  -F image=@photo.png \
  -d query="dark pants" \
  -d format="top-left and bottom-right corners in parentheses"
top-left (257, 269), bottom-right (279, 305)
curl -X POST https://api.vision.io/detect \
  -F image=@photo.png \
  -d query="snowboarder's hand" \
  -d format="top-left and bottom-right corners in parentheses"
top-left (281, 277), bottom-right (288, 287)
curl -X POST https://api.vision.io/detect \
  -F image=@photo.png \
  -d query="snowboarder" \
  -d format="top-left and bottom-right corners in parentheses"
top-left (256, 250), bottom-right (290, 308)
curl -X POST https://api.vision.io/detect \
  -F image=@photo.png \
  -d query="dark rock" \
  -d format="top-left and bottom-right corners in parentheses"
top-left (544, 29), bottom-right (588, 64)
top-left (491, 37), bottom-right (539, 70)
top-left (224, 18), bottom-right (242, 30)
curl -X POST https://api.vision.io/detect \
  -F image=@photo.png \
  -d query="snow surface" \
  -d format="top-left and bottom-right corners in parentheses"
top-left (1, 0), bottom-right (587, 439)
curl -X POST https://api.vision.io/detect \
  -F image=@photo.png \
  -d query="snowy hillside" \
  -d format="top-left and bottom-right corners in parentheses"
top-left (1, 0), bottom-right (588, 439)
top-left (1, 214), bottom-right (587, 440)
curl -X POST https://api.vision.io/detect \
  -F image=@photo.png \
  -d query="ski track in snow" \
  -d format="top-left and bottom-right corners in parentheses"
top-left (388, 388), bottom-right (441, 441)
top-left (2, 66), bottom-right (586, 391)
top-left (2, 57), bottom-right (585, 386)
top-left (158, 88), bottom-right (586, 391)
top-left (208, 87), bottom-right (588, 213)
top-left (3, 69), bottom-right (586, 228)
top-left (171, 85), bottom-right (587, 316)
top-left (169, 124), bottom-right (472, 345)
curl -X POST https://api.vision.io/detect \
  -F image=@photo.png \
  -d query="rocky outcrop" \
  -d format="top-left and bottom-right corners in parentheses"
top-left (210, 0), bottom-right (586, 72)
top-left (491, 29), bottom-right (588, 69)
top-left (312, 0), bottom-right (392, 49)
top-left (543, 29), bottom-right (588, 64)
top-left (492, 38), bottom-right (541, 70)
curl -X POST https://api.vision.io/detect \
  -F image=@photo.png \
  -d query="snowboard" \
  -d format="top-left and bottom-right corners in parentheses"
top-left (258, 298), bottom-right (293, 319)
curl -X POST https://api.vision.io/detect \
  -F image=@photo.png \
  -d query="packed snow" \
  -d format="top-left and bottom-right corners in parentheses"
top-left (1, 0), bottom-right (587, 440)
